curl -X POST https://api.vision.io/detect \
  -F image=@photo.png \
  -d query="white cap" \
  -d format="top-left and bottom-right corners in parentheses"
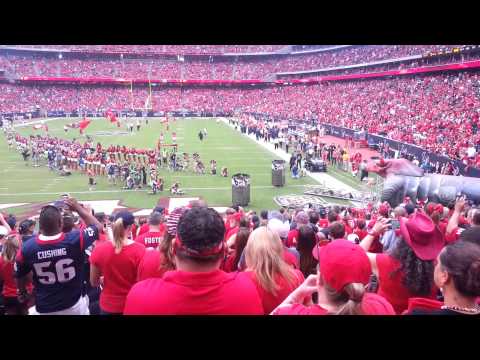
top-left (0, 226), bottom-right (9, 236)
top-left (267, 218), bottom-right (290, 239)
top-left (347, 233), bottom-right (360, 243)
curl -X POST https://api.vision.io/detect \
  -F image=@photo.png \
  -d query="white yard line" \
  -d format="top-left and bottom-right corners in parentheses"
top-left (0, 184), bottom-right (310, 197)
top-left (13, 118), bottom-right (66, 128)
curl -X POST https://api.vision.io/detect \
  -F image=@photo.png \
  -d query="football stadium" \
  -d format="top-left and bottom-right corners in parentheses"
top-left (1, 45), bottom-right (480, 315)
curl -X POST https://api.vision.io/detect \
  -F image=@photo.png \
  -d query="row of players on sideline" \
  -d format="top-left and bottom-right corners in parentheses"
top-left (6, 128), bottom-right (230, 194)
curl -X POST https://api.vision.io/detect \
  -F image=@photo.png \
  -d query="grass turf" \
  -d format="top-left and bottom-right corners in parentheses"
top-left (0, 117), bottom-right (330, 212)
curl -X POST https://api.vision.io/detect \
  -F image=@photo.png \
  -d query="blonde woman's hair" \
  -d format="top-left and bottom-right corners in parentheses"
top-left (324, 281), bottom-right (365, 315)
top-left (2, 234), bottom-right (20, 263)
top-left (112, 218), bottom-right (128, 254)
top-left (245, 227), bottom-right (295, 296)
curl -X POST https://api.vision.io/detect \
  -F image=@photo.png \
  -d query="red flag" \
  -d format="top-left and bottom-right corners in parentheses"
top-left (79, 118), bottom-right (91, 134)
top-left (106, 110), bottom-right (117, 123)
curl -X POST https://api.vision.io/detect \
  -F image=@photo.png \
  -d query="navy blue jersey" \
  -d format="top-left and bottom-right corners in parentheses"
top-left (15, 225), bottom-right (98, 313)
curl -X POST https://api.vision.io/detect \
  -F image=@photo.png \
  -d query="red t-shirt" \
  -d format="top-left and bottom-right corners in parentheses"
top-left (354, 229), bottom-right (368, 241)
top-left (131, 223), bottom-right (138, 240)
top-left (0, 260), bottom-right (16, 297)
top-left (124, 269), bottom-right (264, 315)
top-left (90, 241), bottom-right (146, 313)
top-left (246, 269), bottom-right (304, 315)
top-left (137, 249), bottom-right (170, 281)
top-left (376, 253), bottom-right (437, 314)
top-left (286, 229), bottom-right (299, 248)
top-left (137, 223), bottom-right (167, 238)
top-left (137, 223), bottom-right (150, 237)
top-left (222, 253), bottom-right (238, 273)
top-left (135, 229), bottom-right (165, 249)
top-left (225, 226), bottom-right (239, 242)
top-left (318, 219), bottom-right (329, 229)
top-left (98, 231), bottom-right (108, 242)
top-left (272, 293), bottom-right (395, 315)
top-left (343, 223), bottom-right (353, 235)
top-left (283, 248), bottom-right (299, 269)
top-left (0, 257), bottom-right (32, 298)
top-left (445, 227), bottom-right (462, 244)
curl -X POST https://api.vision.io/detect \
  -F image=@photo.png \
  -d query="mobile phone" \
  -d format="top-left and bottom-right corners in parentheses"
top-left (390, 219), bottom-right (400, 230)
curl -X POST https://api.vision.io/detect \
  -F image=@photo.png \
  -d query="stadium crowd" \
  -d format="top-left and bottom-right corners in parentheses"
top-left (1, 46), bottom-right (480, 316)
top-left (1, 70), bottom-right (480, 165)
top-left (1, 189), bottom-right (480, 315)
top-left (0, 46), bottom-right (475, 80)
top-left (1, 45), bottom-right (287, 54)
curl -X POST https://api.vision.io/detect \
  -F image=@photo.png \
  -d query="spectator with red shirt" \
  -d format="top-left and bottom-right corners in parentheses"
top-left (286, 211), bottom-right (309, 248)
top-left (134, 212), bottom-right (166, 249)
top-left (272, 240), bottom-right (395, 315)
top-left (318, 209), bottom-right (329, 229)
top-left (222, 226), bottom-right (250, 273)
top-left (90, 211), bottom-right (146, 315)
top-left (359, 213), bottom-right (444, 314)
top-left (244, 226), bottom-right (304, 314)
top-left (267, 218), bottom-right (300, 269)
top-left (445, 197), bottom-right (469, 244)
top-left (93, 212), bottom-right (109, 242)
top-left (137, 206), bottom-right (165, 237)
top-left (0, 234), bottom-right (33, 315)
top-left (327, 221), bottom-right (347, 242)
top-left (407, 241), bottom-right (480, 315)
top-left (353, 219), bottom-right (368, 242)
top-left (224, 212), bottom-right (242, 244)
top-left (124, 207), bottom-right (264, 315)
top-left (136, 207), bottom-right (185, 281)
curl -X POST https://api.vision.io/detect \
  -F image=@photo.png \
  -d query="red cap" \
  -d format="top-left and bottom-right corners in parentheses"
top-left (425, 203), bottom-right (437, 215)
top-left (399, 212), bottom-right (445, 261)
top-left (228, 212), bottom-right (242, 223)
top-left (312, 240), bottom-right (371, 292)
top-left (361, 293), bottom-right (396, 315)
top-left (378, 203), bottom-right (390, 217)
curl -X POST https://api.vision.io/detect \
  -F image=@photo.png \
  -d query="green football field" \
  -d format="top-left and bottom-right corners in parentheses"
top-left (0, 117), bottom-right (331, 214)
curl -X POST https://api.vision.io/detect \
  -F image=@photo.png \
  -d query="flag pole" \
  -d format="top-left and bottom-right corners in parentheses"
top-left (149, 77), bottom-right (153, 110)
top-left (130, 80), bottom-right (134, 111)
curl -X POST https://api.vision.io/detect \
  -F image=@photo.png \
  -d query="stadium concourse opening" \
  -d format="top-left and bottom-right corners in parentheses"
top-left (0, 45), bottom-right (480, 316)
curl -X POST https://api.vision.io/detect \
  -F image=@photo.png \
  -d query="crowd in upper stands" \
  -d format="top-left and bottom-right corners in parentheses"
top-left (1, 45), bottom-right (286, 54)
top-left (0, 45), bottom-right (475, 80)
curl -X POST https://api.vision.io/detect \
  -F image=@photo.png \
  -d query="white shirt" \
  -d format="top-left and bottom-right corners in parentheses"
top-left (467, 146), bottom-right (476, 158)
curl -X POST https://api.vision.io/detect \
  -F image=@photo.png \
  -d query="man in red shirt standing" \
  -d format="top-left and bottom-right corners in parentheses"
top-left (135, 211), bottom-right (166, 249)
top-left (137, 206), bottom-right (165, 237)
top-left (124, 207), bottom-right (264, 315)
